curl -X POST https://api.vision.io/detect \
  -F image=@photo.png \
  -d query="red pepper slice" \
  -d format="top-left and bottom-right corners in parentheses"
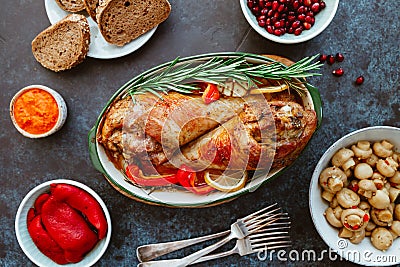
top-left (202, 83), bottom-right (220, 104)
top-left (176, 165), bottom-right (215, 195)
top-left (126, 164), bottom-right (179, 187)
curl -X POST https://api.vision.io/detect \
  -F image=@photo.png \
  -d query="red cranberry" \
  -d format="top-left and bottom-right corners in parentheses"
top-left (355, 76), bottom-right (365, 85)
top-left (272, 1), bottom-right (279, 10)
top-left (332, 68), bottom-right (344, 77)
top-left (327, 55), bottom-right (335, 65)
top-left (311, 3), bottom-right (320, 13)
top-left (294, 26), bottom-right (303, 35)
top-left (303, 22), bottom-right (312, 30)
top-left (320, 1), bottom-right (326, 9)
top-left (304, 0), bottom-right (312, 6)
top-left (319, 54), bottom-right (327, 62)
top-left (335, 53), bottom-right (344, 62)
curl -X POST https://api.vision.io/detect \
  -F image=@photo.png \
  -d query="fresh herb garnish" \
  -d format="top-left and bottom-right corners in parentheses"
top-left (121, 54), bottom-right (322, 98)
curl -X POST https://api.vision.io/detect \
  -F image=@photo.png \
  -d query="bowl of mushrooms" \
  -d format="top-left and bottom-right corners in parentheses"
top-left (309, 126), bottom-right (400, 266)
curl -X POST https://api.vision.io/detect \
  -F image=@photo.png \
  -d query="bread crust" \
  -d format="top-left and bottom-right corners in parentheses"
top-left (54, 0), bottom-right (86, 12)
top-left (31, 14), bottom-right (90, 72)
top-left (83, 0), bottom-right (99, 22)
top-left (96, 0), bottom-right (171, 46)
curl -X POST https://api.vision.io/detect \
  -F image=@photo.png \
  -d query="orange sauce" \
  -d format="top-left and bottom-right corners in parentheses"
top-left (13, 88), bottom-right (59, 134)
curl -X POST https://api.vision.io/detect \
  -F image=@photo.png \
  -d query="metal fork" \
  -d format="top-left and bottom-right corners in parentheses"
top-left (191, 221), bottom-right (291, 265)
top-left (137, 205), bottom-right (285, 267)
top-left (137, 203), bottom-right (280, 262)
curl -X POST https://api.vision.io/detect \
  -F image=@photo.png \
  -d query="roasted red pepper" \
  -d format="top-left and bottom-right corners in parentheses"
top-left (41, 196), bottom-right (99, 263)
top-left (50, 183), bottom-right (108, 240)
top-left (176, 165), bottom-right (215, 195)
top-left (202, 83), bottom-right (220, 104)
top-left (28, 215), bottom-right (68, 265)
top-left (33, 193), bottom-right (50, 215)
top-left (126, 164), bottom-right (179, 187)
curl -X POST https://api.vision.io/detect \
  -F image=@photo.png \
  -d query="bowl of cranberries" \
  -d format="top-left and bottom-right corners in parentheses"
top-left (241, 0), bottom-right (339, 44)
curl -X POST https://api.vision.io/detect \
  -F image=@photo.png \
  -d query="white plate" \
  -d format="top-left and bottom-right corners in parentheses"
top-left (89, 52), bottom-right (323, 207)
top-left (309, 126), bottom-right (400, 266)
top-left (44, 0), bottom-right (157, 59)
top-left (15, 179), bottom-right (112, 267)
top-left (240, 0), bottom-right (339, 44)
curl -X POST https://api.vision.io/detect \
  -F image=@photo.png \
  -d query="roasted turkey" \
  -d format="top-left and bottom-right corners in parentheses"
top-left (98, 88), bottom-right (317, 177)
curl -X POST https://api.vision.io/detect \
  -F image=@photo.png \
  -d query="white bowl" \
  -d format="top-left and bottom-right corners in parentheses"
top-left (15, 179), bottom-right (112, 267)
top-left (240, 0), bottom-right (339, 44)
top-left (10, 85), bottom-right (67, 138)
top-left (309, 126), bottom-right (400, 266)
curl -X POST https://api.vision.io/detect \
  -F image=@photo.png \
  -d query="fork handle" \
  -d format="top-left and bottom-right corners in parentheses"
top-left (138, 233), bottom-right (234, 267)
top-left (136, 230), bottom-right (230, 262)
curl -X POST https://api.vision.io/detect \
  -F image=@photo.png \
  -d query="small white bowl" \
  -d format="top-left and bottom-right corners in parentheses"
top-left (10, 85), bottom-right (67, 138)
top-left (15, 179), bottom-right (112, 267)
top-left (309, 126), bottom-right (400, 266)
top-left (240, 0), bottom-right (339, 44)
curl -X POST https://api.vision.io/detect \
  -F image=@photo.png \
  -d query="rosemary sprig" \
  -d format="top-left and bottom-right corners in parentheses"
top-left (124, 54), bottom-right (322, 98)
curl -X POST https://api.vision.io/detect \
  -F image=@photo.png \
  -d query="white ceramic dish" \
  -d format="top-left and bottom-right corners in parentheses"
top-left (44, 0), bottom-right (156, 59)
top-left (309, 126), bottom-right (400, 266)
top-left (10, 85), bottom-right (67, 138)
top-left (240, 0), bottom-right (339, 44)
top-left (15, 179), bottom-right (112, 267)
top-left (89, 52), bottom-right (323, 207)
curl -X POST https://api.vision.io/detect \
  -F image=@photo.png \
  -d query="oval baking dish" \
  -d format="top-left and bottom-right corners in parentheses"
top-left (88, 52), bottom-right (323, 207)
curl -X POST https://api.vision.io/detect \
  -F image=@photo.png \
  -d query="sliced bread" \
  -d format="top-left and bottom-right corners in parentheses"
top-left (96, 0), bottom-right (171, 46)
top-left (54, 0), bottom-right (86, 12)
top-left (83, 0), bottom-right (100, 21)
top-left (32, 14), bottom-right (90, 72)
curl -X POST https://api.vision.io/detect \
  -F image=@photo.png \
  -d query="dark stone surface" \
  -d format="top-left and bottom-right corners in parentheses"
top-left (0, 0), bottom-right (399, 266)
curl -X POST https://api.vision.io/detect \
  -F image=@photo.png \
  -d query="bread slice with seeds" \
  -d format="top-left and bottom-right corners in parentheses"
top-left (96, 0), bottom-right (171, 46)
top-left (54, 0), bottom-right (86, 12)
top-left (83, 0), bottom-right (100, 21)
top-left (32, 14), bottom-right (90, 72)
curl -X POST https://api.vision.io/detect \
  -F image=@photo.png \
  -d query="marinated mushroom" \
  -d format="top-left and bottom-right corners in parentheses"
top-left (349, 229), bottom-right (366, 244)
top-left (389, 187), bottom-right (400, 203)
top-left (377, 159), bottom-right (397, 178)
top-left (395, 204), bottom-right (400, 220)
top-left (321, 190), bottom-right (335, 202)
top-left (358, 180), bottom-right (377, 198)
top-left (366, 154), bottom-right (379, 167)
top-left (320, 139), bottom-right (399, 250)
top-left (369, 190), bottom-right (390, 209)
top-left (341, 208), bottom-right (369, 231)
top-left (389, 171), bottom-right (400, 185)
top-left (366, 221), bottom-right (377, 232)
top-left (371, 227), bottom-right (393, 251)
top-left (339, 227), bottom-right (353, 238)
top-left (332, 148), bottom-right (355, 170)
top-left (373, 140), bottom-right (394, 158)
top-left (358, 201), bottom-right (371, 212)
top-left (354, 163), bottom-right (374, 179)
top-left (337, 188), bottom-right (360, 208)
top-left (325, 207), bottom-right (343, 228)
top-left (390, 221), bottom-right (400, 237)
top-left (319, 167), bottom-right (348, 193)
top-left (371, 207), bottom-right (393, 227)
top-left (352, 141), bottom-right (373, 159)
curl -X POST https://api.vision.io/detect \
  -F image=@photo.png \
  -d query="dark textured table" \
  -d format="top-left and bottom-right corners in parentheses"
top-left (1, 1), bottom-right (399, 266)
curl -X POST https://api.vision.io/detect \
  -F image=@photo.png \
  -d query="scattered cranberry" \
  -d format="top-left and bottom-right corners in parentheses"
top-left (318, 54), bottom-right (327, 63)
top-left (327, 55), bottom-right (335, 65)
top-left (355, 76), bottom-right (364, 85)
top-left (335, 53), bottom-right (344, 62)
top-left (332, 68), bottom-right (344, 77)
top-left (247, 0), bottom-right (326, 37)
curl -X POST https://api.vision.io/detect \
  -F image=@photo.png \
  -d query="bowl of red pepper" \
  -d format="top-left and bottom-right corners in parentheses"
top-left (10, 85), bottom-right (67, 138)
top-left (15, 179), bottom-right (111, 267)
